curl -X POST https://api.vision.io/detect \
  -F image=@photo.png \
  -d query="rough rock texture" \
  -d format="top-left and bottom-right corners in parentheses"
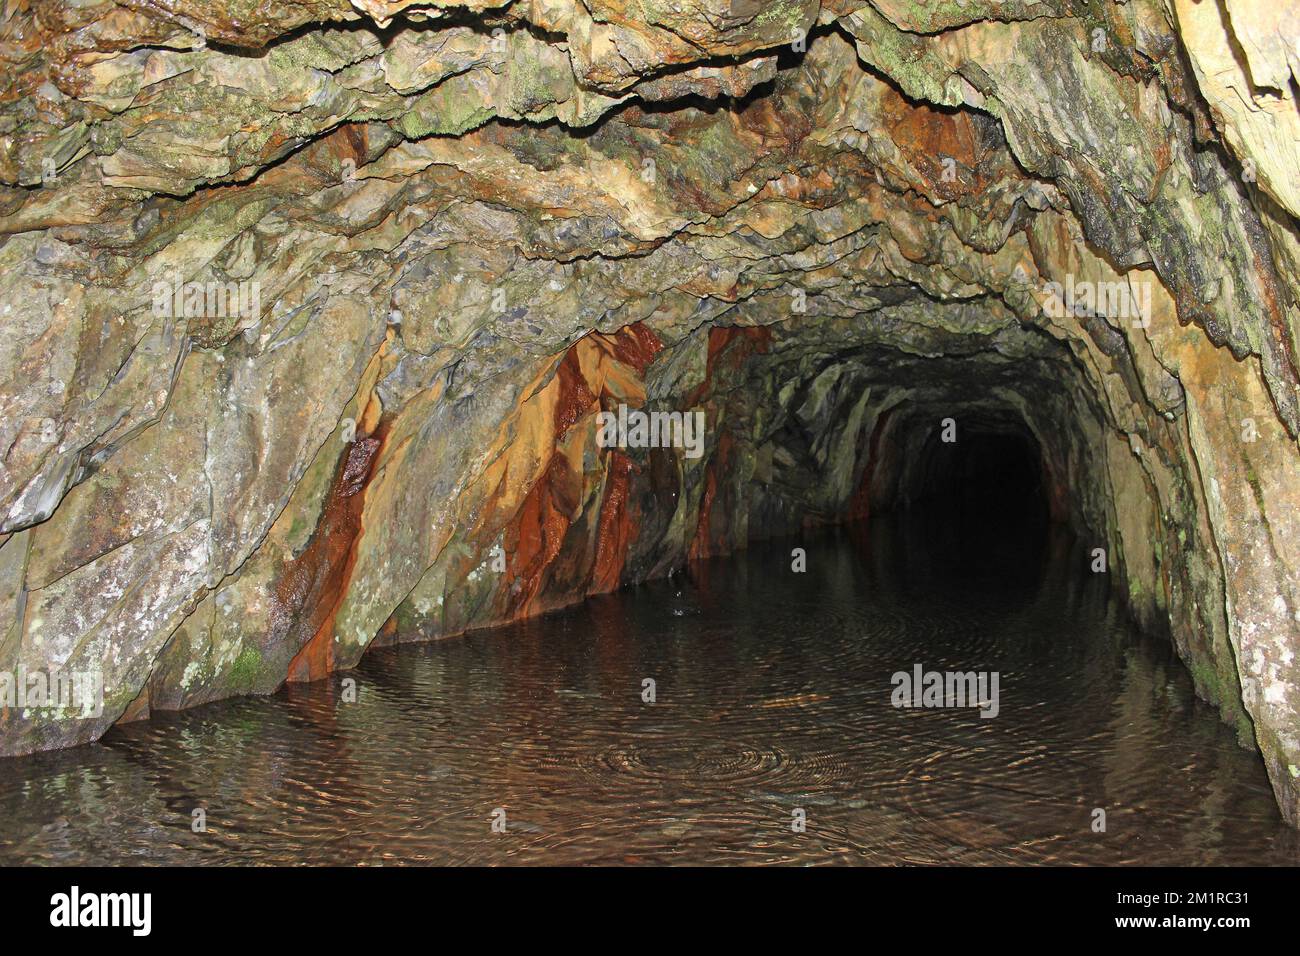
top-left (1, 2), bottom-right (1298, 823)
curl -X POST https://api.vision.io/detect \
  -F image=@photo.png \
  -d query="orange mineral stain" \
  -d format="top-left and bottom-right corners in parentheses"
top-left (591, 450), bottom-right (638, 593)
top-left (282, 423), bottom-right (386, 683)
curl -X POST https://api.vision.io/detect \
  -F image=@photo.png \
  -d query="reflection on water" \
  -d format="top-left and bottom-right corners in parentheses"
top-left (1, 514), bottom-right (1296, 865)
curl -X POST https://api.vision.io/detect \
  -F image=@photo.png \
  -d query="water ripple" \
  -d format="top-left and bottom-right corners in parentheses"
top-left (0, 519), bottom-right (1296, 865)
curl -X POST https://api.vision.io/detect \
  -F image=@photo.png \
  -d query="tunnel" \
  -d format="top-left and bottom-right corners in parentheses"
top-left (903, 420), bottom-right (1046, 521)
top-left (0, 0), bottom-right (1299, 869)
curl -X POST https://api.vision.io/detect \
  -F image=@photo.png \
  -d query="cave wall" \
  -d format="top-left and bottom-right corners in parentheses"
top-left (0, 1), bottom-right (1298, 824)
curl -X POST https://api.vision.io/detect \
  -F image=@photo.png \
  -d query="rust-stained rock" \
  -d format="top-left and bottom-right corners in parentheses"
top-left (0, 1), bottom-right (1298, 829)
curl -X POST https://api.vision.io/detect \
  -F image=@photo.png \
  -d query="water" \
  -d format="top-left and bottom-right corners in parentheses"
top-left (1, 513), bottom-right (1296, 865)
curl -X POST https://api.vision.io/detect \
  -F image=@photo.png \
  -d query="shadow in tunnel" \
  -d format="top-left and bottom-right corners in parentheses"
top-left (896, 422), bottom-right (1053, 592)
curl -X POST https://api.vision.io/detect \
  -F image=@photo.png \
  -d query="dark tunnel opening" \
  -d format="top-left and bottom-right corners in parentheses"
top-left (908, 424), bottom-right (1049, 525)
top-left (868, 412), bottom-right (1056, 589)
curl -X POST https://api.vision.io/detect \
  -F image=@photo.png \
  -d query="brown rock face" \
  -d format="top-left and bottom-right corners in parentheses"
top-left (1, 2), bottom-right (1298, 825)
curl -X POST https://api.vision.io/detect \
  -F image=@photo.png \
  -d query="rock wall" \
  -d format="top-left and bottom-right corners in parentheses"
top-left (0, 1), bottom-right (1297, 823)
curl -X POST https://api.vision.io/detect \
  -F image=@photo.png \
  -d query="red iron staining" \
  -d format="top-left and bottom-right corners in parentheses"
top-left (848, 406), bottom-right (897, 523)
top-left (609, 322), bottom-right (664, 375)
top-left (281, 425), bottom-right (385, 684)
top-left (500, 455), bottom-right (574, 621)
top-left (878, 82), bottom-right (986, 201)
top-left (552, 347), bottom-right (598, 442)
top-left (689, 462), bottom-right (719, 563)
top-left (554, 324), bottom-right (663, 441)
top-left (684, 326), bottom-right (773, 559)
top-left (707, 324), bottom-right (772, 374)
top-left (685, 324), bottom-right (772, 408)
top-left (591, 450), bottom-right (638, 594)
top-left (482, 322), bottom-right (665, 618)
top-left (689, 430), bottom-right (734, 561)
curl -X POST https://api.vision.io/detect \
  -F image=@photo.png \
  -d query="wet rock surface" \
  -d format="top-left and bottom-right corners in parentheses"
top-left (0, 1), bottom-right (1298, 825)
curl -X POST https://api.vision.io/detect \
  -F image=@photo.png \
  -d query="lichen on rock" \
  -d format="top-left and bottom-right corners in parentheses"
top-left (0, 0), bottom-right (1298, 826)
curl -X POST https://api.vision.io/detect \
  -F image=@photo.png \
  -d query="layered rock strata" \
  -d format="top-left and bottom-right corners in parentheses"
top-left (0, 1), bottom-right (1298, 823)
